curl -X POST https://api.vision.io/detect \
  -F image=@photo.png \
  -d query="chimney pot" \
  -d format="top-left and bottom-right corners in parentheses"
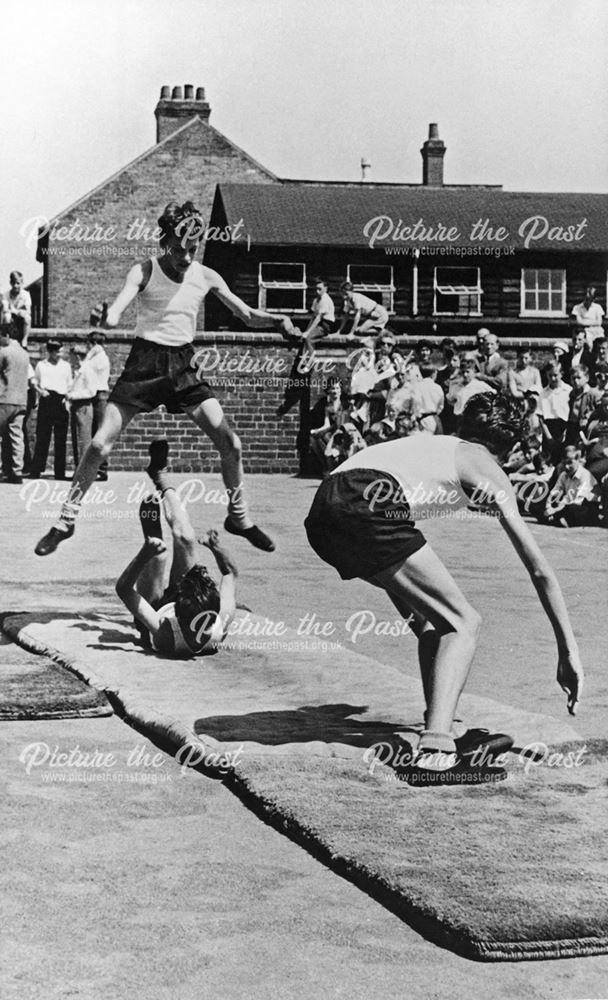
top-left (428, 123), bottom-right (439, 139)
top-left (155, 83), bottom-right (212, 142)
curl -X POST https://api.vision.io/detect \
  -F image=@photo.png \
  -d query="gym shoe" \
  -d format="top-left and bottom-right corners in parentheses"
top-left (455, 728), bottom-right (514, 760)
top-left (35, 523), bottom-right (75, 556)
top-left (139, 495), bottom-right (163, 540)
top-left (146, 440), bottom-right (169, 477)
top-left (224, 517), bottom-right (275, 552)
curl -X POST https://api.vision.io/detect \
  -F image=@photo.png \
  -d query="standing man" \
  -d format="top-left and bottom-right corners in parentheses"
top-left (85, 320), bottom-right (112, 481)
top-left (571, 286), bottom-right (605, 349)
top-left (30, 340), bottom-right (73, 480)
top-left (477, 331), bottom-right (509, 391)
top-left (337, 282), bottom-right (389, 340)
top-left (5, 271), bottom-right (32, 347)
top-left (35, 200), bottom-right (296, 556)
top-left (0, 327), bottom-right (30, 483)
top-left (67, 346), bottom-right (98, 467)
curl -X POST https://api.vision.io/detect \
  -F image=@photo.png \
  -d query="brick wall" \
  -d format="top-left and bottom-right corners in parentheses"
top-left (41, 118), bottom-right (277, 328)
top-left (24, 330), bottom-right (563, 476)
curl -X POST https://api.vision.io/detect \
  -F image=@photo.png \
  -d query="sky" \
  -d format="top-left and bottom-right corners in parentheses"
top-left (1, 0), bottom-right (607, 286)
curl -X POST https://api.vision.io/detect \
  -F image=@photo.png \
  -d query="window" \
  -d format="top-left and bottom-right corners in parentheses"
top-left (521, 269), bottom-right (566, 317)
top-left (258, 262), bottom-right (307, 312)
top-left (434, 267), bottom-right (482, 316)
top-left (347, 264), bottom-right (395, 313)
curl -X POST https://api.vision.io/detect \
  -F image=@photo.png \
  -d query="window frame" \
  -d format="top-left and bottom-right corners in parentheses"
top-left (520, 268), bottom-right (567, 318)
top-left (433, 266), bottom-right (483, 317)
top-left (258, 261), bottom-right (308, 313)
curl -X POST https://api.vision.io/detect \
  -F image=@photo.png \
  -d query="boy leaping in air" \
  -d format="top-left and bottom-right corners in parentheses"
top-left (305, 393), bottom-right (584, 786)
top-left (36, 200), bottom-right (296, 557)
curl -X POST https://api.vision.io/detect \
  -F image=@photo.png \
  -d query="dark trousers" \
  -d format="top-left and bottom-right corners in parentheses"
top-left (92, 390), bottom-right (109, 474)
top-left (31, 392), bottom-right (69, 479)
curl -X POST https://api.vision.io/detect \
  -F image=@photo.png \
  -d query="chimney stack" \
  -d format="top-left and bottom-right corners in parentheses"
top-left (421, 123), bottom-right (446, 186)
top-left (154, 84), bottom-right (211, 143)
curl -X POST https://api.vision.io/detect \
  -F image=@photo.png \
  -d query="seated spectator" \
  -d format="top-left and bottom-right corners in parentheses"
top-left (522, 389), bottom-right (543, 446)
top-left (394, 410), bottom-right (420, 438)
top-left (5, 271), bottom-right (32, 347)
top-left (508, 440), bottom-right (555, 520)
top-left (581, 390), bottom-right (608, 520)
top-left (324, 422), bottom-right (367, 471)
top-left (309, 377), bottom-right (348, 472)
top-left (538, 363), bottom-right (571, 460)
top-left (366, 401), bottom-right (400, 445)
top-left (337, 282), bottom-right (389, 340)
top-left (542, 445), bottom-right (599, 526)
top-left (565, 364), bottom-right (601, 446)
top-left (302, 278), bottom-right (336, 352)
top-left (453, 359), bottom-right (496, 424)
top-left (507, 348), bottom-right (542, 398)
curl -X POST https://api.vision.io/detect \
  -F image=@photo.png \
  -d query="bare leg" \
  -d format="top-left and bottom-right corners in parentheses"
top-left (35, 401), bottom-right (138, 555)
top-left (184, 400), bottom-right (274, 551)
top-left (185, 398), bottom-right (250, 527)
top-left (369, 544), bottom-right (481, 739)
top-left (67, 401), bottom-right (138, 513)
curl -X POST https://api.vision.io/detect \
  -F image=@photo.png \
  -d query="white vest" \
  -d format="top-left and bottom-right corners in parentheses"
top-left (135, 258), bottom-right (211, 346)
top-left (334, 435), bottom-right (472, 519)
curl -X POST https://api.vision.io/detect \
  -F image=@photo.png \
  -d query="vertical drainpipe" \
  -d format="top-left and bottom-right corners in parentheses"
top-left (412, 248), bottom-right (420, 317)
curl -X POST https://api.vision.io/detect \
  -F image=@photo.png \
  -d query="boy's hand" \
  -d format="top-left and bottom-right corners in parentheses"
top-left (557, 650), bottom-right (584, 715)
top-left (143, 537), bottom-right (167, 557)
top-left (199, 529), bottom-right (220, 550)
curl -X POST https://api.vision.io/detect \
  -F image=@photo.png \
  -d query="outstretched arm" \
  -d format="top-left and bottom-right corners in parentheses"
top-left (104, 263), bottom-right (147, 328)
top-left (200, 530), bottom-right (237, 636)
top-left (459, 444), bottom-right (584, 714)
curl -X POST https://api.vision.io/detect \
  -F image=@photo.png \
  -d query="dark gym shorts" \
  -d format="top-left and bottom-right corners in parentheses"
top-left (304, 468), bottom-right (426, 580)
top-left (109, 339), bottom-right (215, 414)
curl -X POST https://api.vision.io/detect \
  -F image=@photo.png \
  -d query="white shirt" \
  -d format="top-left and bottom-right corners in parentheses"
top-left (551, 466), bottom-right (597, 505)
top-left (571, 301), bottom-right (604, 346)
top-left (85, 344), bottom-right (111, 392)
top-left (312, 292), bottom-right (335, 323)
top-left (539, 383), bottom-right (571, 421)
top-left (68, 360), bottom-right (98, 401)
top-left (344, 292), bottom-right (388, 321)
top-left (34, 358), bottom-right (73, 395)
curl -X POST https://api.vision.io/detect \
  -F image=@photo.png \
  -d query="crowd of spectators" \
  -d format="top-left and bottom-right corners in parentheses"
top-left (0, 290), bottom-right (111, 484)
top-left (306, 322), bottom-right (608, 528)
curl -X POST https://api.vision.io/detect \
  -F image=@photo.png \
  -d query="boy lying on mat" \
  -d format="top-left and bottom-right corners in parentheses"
top-left (116, 440), bottom-right (237, 658)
